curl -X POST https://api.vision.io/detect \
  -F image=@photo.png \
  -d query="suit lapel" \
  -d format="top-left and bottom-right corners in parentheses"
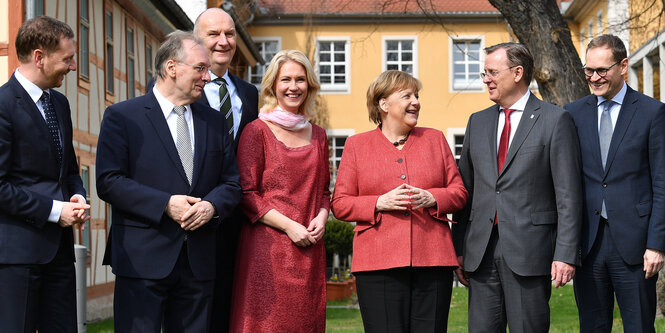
top-left (485, 105), bottom-right (500, 179)
top-left (10, 76), bottom-right (61, 169)
top-left (604, 88), bottom-right (638, 175)
top-left (580, 96), bottom-right (604, 173)
top-left (501, 94), bottom-right (541, 175)
top-left (190, 103), bottom-right (207, 190)
top-left (144, 93), bottom-right (190, 185)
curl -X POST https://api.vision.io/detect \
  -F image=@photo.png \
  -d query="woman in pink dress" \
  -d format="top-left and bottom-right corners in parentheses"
top-left (229, 50), bottom-right (329, 332)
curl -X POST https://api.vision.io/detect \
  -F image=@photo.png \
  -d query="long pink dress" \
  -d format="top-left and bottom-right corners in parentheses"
top-left (229, 119), bottom-right (330, 333)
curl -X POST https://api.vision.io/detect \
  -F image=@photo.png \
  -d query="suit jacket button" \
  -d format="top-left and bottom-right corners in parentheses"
top-left (397, 158), bottom-right (403, 163)
top-left (602, 183), bottom-right (607, 188)
top-left (400, 174), bottom-right (406, 180)
top-left (594, 210), bottom-right (599, 215)
top-left (404, 211), bottom-right (410, 217)
top-left (496, 190), bottom-right (500, 194)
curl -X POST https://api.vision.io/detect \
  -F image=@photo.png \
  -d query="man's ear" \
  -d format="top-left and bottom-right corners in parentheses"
top-left (165, 59), bottom-right (177, 78)
top-left (34, 49), bottom-right (44, 69)
top-left (513, 65), bottom-right (524, 84)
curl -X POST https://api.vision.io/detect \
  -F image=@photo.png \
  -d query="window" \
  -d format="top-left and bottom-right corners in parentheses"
top-left (597, 11), bottom-right (603, 35)
top-left (105, 10), bottom-right (114, 94)
top-left (79, 0), bottom-right (90, 79)
top-left (451, 39), bottom-right (483, 91)
top-left (316, 37), bottom-right (350, 93)
top-left (588, 21), bottom-right (594, 39)
top-left (383, 37), bottom-right (417, 76)
top-left (327, 129), bottom-right (354, 191)
top-left (24, 0), bottom-right (43, 19)
top-left (146, 43), bottom-right (153, 88)
top-left (447, 128), bottom-right (466, 164)
top-left (248, 38), bottom-right (280, 85)
top-left (127, 27), bottom-right (135, 99)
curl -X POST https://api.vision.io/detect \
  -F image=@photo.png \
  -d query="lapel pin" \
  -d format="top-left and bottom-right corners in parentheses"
top-left (530, 114), bottom-right (534, 119)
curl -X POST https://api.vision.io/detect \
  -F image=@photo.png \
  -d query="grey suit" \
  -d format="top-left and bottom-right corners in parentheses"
top-left (452, 93), bottom-right (583, 332)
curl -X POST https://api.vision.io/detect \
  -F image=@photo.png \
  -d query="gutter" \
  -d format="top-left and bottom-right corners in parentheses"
top-left (147, 0), bottom-right (193, 30)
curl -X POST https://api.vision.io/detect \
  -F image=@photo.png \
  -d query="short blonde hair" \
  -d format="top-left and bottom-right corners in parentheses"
top-left (260, 49), bottom-right (321, 117)
top-left (366, 70), bottom-right (422, 124)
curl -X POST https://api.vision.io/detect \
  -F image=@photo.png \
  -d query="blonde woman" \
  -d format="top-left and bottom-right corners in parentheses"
top-left (229, 50), bottom-right (330, 332)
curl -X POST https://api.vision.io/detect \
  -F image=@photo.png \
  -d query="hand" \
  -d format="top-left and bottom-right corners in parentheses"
top-left (551, 261), bottom-right (575, 288)
top-left (403, 184), bottom-right (436, 210)
top-left (58, 201), bottom-right (91, 228)
top-left (455, 256), bottom-right (469, 286)
top-left (70, 195), bottom-right (88, 220)
top-left (180, 201), bottom-right (215, 231)
top-left (307, 209), bottom-right (328, 242)
top-left (376, 184), bottom-right (412, 212)
top-left (643, 249), bottom-right (665, 279)
top-left (166, 195), bottom-right (201, 223)
top-left (285, 221), bottom-right (317, 247)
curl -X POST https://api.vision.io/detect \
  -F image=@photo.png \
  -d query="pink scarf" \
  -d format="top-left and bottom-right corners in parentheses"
top-left (258, 106), bottom-right (309, 131)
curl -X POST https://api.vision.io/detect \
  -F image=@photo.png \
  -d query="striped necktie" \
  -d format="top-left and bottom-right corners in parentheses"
top-left (214, 77), bottom-right (234, 141)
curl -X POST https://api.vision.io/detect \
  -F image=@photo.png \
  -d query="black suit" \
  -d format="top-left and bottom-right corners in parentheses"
top-left (0, 74), bottom-right (86, 332)
top-left (201, 72), bottom-right (259, 333)
top-left (97, 90), bottom-right (242, 331)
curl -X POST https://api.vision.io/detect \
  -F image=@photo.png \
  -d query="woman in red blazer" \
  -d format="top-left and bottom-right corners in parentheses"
top-left (331, 70), bottom-right (468, 333)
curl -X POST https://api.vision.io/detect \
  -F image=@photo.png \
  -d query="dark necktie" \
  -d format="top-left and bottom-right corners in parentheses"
top-left (497, 108), bottom-right (515, 172)
top-left (173, 106), bottom-right (193, 185)
top-left (599, 100), bottom-right (614, 218)
top-left (214, 77), bottom-right (234, 141)
top-left (40, 92), bottom-right (63, 166)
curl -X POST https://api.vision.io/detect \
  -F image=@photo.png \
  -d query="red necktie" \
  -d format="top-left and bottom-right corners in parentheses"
top-left (497, 108), bottom-right (515, 172)
top-left (495, 108), bottom-right (514, 225)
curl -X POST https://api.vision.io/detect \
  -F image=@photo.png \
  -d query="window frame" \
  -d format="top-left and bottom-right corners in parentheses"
top-left (382, 36), bottom-right (418, 77)
top-left (446, 128), bottom-right (466, 164)
top-left (247, 37), bottom-right (282, 88)
top-left (126, 26), bottom-right (135, 99)
top-left (326, 129), bottom-right (355, 191)
top-left (79, 0), bottom-right (90, 80)
top-left (449, 36), bottom-right (484, 92)
top-left (315, 36), bottom-right (351, 94)
top-left (24, 0), bottom-right (44, 20)
top-left (145, 39), bottom-right (154, 90)
top-left (104, 8), bottom-right (114, 95)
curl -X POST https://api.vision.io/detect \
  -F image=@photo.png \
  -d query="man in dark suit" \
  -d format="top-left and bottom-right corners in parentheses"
top-left (0, 16), bottom-right (90, 332)
top-left (192, 8), bottom-right (259, 332)
top-left (96, 31), bottom-right (241, 332)
top-left (452, 43), bottom-right (582, 333)
top-left (566, 34), bottom-right (665, 333)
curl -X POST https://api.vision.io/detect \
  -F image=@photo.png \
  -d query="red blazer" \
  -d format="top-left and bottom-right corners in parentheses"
top-left (332, 127), bottom-right (468, 272)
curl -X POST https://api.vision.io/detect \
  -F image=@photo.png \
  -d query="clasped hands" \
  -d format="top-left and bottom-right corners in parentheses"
top-left (376, 183), bottom-right (435, 212)
top-left (166, 195), bottom-right (215, 231)
top-left (58, 195), bottom-right (91, 228)
top-left (285, 209), bottom-right (327, 248)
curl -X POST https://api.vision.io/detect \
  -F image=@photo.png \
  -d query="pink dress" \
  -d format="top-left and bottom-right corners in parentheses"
top-left (229, 119), bottom-right (330, 333)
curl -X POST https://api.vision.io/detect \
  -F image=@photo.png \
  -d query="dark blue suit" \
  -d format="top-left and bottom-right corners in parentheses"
top-left (97, 90), bottom-right (241, 331)
top-left (0, 74), bottom-right (86, 332)
top-left (566, 86), bottom-right (665, 332)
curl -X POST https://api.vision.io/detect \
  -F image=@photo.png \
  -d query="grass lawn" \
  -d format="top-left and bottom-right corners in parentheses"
top-left (87, 285), bottom-right (665, 332)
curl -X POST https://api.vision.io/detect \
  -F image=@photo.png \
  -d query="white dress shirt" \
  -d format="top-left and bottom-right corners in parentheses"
top-left (152, 86), bottom-right (195, 152)
top-left (204, 70), bottom-right (243, 139)
top-left (14, 69), bottom-right (86, 223)
top-left (596, 82), bottom-right (627, 132)
top-left (497, 90), bottom-right (531, 152)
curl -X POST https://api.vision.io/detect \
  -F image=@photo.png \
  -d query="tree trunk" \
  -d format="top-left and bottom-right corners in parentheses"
top-left (488, 0), bottom-right (589, 106)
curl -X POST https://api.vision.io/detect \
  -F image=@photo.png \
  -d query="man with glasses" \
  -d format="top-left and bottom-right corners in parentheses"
top-left (96, 31), bottom-right (241, 332)
top-left (453, 42), bottom-right (582, 333)
top-left (565, 34), bottom-right (665, 333)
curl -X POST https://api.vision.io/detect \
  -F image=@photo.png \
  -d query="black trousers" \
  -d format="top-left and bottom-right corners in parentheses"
top-left (0, 230), bottom-right (77, 333)
top-left (574, 220), bottom-right (657, 333)
top-left (114, 243), bottom-right (214, 333)
top-left (355, 266), bottom-right (454, 333)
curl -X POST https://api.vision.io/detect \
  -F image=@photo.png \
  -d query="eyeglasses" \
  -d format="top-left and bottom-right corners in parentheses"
top-left (178, 61), bottom-right (210, 73)
top-left (480, 66), bottom-right (516, 80)
top-left (583, 60), bottom-right (622, 78)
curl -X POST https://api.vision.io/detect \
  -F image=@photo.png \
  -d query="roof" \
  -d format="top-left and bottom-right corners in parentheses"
top-left (257, 0), bottom-right (500, 15)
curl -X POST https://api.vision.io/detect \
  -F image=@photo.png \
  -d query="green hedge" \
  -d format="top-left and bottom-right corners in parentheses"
top-left (324, 218), bottom-right (354, 257)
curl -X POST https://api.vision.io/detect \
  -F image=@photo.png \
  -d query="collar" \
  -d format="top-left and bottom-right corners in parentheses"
top-left (500, 90), bottom-right (531, 112)
top-left (152, 86), bottom-right (190, 118)
top-left (14, 69), bottom-right (48, 104)
top-left (597, 81), bottom-right (627, 107)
